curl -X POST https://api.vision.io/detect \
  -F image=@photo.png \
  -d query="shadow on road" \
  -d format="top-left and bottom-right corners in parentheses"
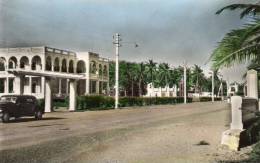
top-left (7, 117), bottom-right (66, 123)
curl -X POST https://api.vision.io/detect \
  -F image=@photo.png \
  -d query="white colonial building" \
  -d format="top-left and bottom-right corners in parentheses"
top-left (227, 82), bottom-right (239, 97)
top-left (0, 46), bottom-right (109, 112)
top-left (145, 83), bottom-right (177, 97)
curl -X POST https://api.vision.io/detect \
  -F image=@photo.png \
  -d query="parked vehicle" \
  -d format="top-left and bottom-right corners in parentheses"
top-left (0, 95), bottom-right (44, 123)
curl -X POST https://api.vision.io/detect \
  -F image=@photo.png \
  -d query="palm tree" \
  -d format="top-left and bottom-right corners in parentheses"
top-left (158, 63), bottom-right (171, 87)
top-left (211, 20), bottom-right (260, 69)
top-left (126, 62), bottom-right (139, 97)
top-left (211, 1), bottom-right (260, 69)
top-left (136, 62), bottom-right (146, 96)
top-left (216, 2), bottom-right (260, 19)
top-left (191, 65), bottom-right (204, 93)
top-left (146, 59), bottom-right (157, 84)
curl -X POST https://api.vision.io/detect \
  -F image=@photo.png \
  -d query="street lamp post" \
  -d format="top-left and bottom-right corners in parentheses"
top-left (211, 70), bottom-right (214, 102)
top-left (113, 34), bottom-right (138, 109)
top-left (114, 33), bottom-right (120, 109)
top-left (220, 75), bottom-right (224, 101)
top-left (183, 61), bottom-right (187, 104)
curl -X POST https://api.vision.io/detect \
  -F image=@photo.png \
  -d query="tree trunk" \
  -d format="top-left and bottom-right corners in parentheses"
top-left (139, 80), bottom-right (142, 97)
top-left (131, 80), bottom-right (134, 97)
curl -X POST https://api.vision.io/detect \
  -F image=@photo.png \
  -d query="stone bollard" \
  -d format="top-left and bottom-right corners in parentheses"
top-left (246, 69), bottom-right (259, 111)
top-left (230, 96), bottom-right (243, 130)
top-left (221, 96), bottom-right (243, 151)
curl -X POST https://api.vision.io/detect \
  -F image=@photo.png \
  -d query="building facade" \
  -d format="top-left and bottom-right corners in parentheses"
top-left (145, 83), bottom-right (177, 97)
top-left (227, 82), bottom-right (239, 97)
top-left (0, 46), bottom-right (109, 99)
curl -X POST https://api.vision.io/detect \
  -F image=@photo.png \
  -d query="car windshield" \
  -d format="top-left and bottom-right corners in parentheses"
top-left (0, 97), bottom-right (17, 103)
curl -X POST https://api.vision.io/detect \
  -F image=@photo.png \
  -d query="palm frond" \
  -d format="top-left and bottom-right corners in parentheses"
top-left (216, 3), bottom-right (260, 19)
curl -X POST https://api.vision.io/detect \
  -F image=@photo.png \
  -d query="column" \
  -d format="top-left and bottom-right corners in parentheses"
top-left (96, 81), bottom-right (99, 94)
top-left (41, 77), bottom-right (45, 97)
top-left (14, 76), bottom-right (23, 95)
top-left (45, 79), bottom-right (52, 113)
top-left (5, 77), bottom-right (9, 94)
top-left (58, 79), bottom-right (62, 96)
top-left (246, 69), bottom-right (258, 99)
top-left (69, 80), bottom-right (77, 111)
top-left (66, 79), bottom-right (69, 95)
top-left (86, 78), bottom-right (90, 94)
top-left (230, 96), bottom-right (243, 130)
top-left (29, 76), bottom-right (32, 94)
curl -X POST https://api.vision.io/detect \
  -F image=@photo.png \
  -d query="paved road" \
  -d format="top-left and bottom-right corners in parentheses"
top-left (0, 102), bottom-right (230, 163)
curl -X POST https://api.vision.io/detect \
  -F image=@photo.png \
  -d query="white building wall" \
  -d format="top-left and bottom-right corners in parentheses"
top-left (145, 83), bottom-right (177, 97)
top-left (0, 46), bottom-right (109, 99)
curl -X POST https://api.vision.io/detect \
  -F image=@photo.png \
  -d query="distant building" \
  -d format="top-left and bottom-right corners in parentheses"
top-left (0, 46), bottom-right (109, 99)
top-left (145, 83), bottom-right (177, 97)
top-left (227, 82), bottom-right (239, 97)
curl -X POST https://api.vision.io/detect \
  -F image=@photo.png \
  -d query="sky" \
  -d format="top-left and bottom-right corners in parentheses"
top-left (0, 0), bottom-right (256, 82)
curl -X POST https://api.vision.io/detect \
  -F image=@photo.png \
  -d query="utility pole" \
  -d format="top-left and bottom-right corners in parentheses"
top-left (183, 61), bottom-right (187, 104)
top-left (221, 82), bottom-right (224, 100)
top-left (113, 33), bottom-right (121, 109)
top-left (211, 70), bottom-right (214, 102)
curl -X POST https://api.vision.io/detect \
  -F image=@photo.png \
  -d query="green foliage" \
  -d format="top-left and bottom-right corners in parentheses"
top-left (76, 95), bottom-right (114, 111)
top-left (199, 97), bottom-right (222, 102)
top-left (76, 95), bottom-right (192, 111)
top-left (53, 98), bottom-right (69, 108)
top-left (246, 118), bottom-right (260, 144)
top-left (250, 141), bottom-right (260, 162)
top-left (244, 118), bottom-right (260, 162)
top-left (110, 60), bottom-right (221, 97)
top-left (216, 2), bottom-right (260, 19)
top-left (213, 1), bottom-right (260, 69)
top-left (37, 99), bottom-right (45, 110)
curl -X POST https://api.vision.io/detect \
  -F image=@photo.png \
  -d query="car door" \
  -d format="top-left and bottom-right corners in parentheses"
top-left (25, 97), bottom-right (35, 116)
top-left (16, 97), bottom-right (28, 116)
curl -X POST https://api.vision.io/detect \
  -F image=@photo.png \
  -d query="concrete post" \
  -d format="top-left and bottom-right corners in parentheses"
top-left (69, 80), bottom-right (76, 111)
top-left (58, 79), bottom-right (62, 95)
top-left (96, 81), bottom-right (99, 94)
top-left (246, 69), bottom-right (258, 99)
top-left (66, 79), bottom-right (69, 95)
top-left (41, 77), bottom-right (45, 95)
top-left (45, 79), bottom-right (52, 113)
top-left (230, 96), bottom-right (243, 130)
top-left (85, 78), bottom-right (90, 95)
top-left (184, 64), bottom-right (187, 104)
top-left (5, 77), bottom-right (9, 93)
top-left (14, 76), bottom-right (23, 95)
top-left (29, 77), bottom-right (32, 94)
top-left (212, 70), bottom-right (214, 102)
top-left (114, 33), bottom-right (120, 109)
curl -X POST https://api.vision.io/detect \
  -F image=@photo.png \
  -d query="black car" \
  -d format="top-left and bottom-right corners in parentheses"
top-left (0, 95), bottom-right (44, 123)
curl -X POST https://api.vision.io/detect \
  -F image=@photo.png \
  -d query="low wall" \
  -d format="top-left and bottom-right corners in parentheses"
top-left (221, 96), bottom-right (260, 151)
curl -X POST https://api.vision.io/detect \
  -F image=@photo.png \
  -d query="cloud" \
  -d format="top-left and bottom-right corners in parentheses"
top-left (0, 0), bottom-right (250, 81)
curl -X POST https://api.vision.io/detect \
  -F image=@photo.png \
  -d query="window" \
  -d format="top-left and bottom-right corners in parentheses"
top-left (32, 83), bottom-right (37, 93)
top-left (0, 79), bottom-right (4, 93)
top-left (0, 57), bottom-right (5, 71)
top-left (26, 98), bottom-right (34, 103)
top-left (0, 96), bottom-right (17, 103)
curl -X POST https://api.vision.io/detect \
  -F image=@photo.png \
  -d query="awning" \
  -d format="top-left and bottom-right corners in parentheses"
top-left (7, 69), bottom-right (86, 80)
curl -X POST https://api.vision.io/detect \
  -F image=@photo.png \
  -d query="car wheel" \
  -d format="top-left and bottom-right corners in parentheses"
top-left (2, 112), bottom-right (10, 123)
top-left (35, 111), bottom-right (43, 120)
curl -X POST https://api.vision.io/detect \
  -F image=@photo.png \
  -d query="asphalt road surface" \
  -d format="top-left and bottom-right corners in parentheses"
top-left (0, 102), bottom-right (230, 163)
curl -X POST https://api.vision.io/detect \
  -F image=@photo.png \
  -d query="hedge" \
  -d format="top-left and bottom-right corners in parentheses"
top-left (199, 97), bottom-right (222, 102)
top-left (37, 99), bottom-right (45, 110)
top-left (76, 96), bottom-right (192, 111)
top-left (53, 98), bottom-right (69, 108)
top-left (77, 95), bottom-right (114, 111)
